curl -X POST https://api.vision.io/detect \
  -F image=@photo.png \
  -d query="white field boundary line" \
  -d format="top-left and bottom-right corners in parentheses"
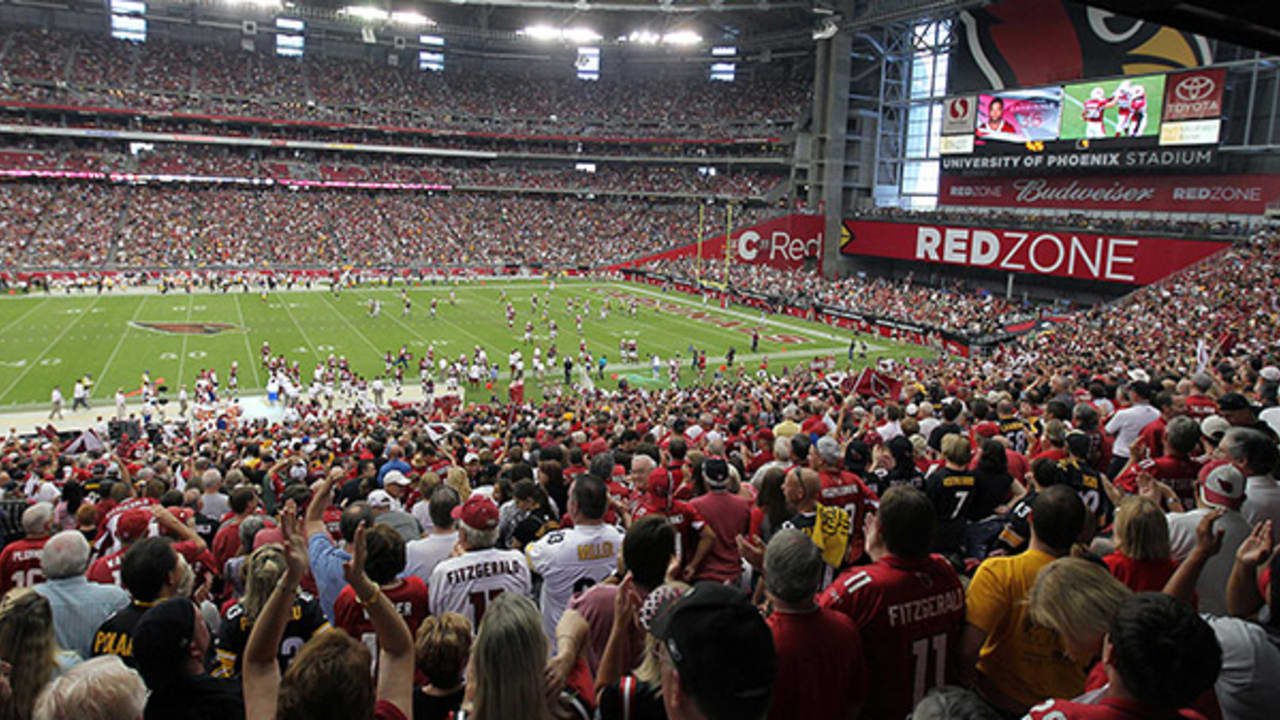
top-left (93, 294), bottom-right (150, 399)
top-left (351, 288), bottom-right (494, 361)
top-left (0, 295), bottom-right (103, 404)
top-left (0, 298), bottom-right (51, 337)
top-left (604, 282), bottom-right (885, 350)
top-left (233, 293), bottom-right (262, 388)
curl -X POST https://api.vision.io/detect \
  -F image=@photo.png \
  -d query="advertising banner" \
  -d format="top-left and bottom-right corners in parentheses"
top-left (610, 214), bottom-right (824, 271)
top-left (1164, 68), bottom-right (1226, 121)
top-left (938, 173), bottom-right (1280, 214)
top-left (942, 96), bottom-right (978, 135)
top-left (838, 219), bottom-right (1228, 285)
top-left (940, 145), bottom-right (1215, 174)
top-left (949, 0), bottom-right (1214, 93)
top-left (976, 88), bottom-right (1063, 143)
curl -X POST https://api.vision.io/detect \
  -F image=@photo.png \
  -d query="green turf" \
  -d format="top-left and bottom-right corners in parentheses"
top-left (1059, 75), bottom-right (1165, 140)
top-left (0, 280), bottom-right (931, 409)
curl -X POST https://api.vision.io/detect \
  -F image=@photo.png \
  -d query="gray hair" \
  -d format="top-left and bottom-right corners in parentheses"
top-left (772, 437), bottom-right (792, 461)
top-left (461, 520), bottom-right (499, 550)
top-left (238, 515), bottom-right (267, 552)
top-left (201, 468), bottom-right (222, 490)
top-left (1165, 416), bottom-right (1201, 456)
top-left (631, 454), bottom-right (656, 475)
top-left (763, 529), bottom-right (824, 604)
top-left (33, 655), bottom-right (147, 720)
top-left (22, 502), bottom-right (55, 536)
top-left (1222, 427), bottom-right (1279, 475)
top-left (41, 531), bottom-right (91, 579)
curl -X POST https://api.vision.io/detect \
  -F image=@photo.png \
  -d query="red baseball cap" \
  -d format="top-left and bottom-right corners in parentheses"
top-left (452, 495), bottom-right (499, 530)
top-left (115, 509), bottom-right (151, 542)
top-left (588, 438), bottom-right (609, 456)
top-left (647, 468), bottom-right (671, 497)
top-left (253, 527), bottom-right (285, 550)
top-left (974, 422), bottom-right (1001, 439)
top-left (1198, 459), bottom-right (1246, 510)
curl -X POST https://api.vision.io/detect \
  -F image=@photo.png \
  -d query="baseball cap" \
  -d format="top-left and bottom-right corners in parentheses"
top-left (844, 440), bottom-right (870, 470)
top-left (132, 597), bottom-right (198, 690)
top-left (1201, 414), bottom-right (1231, 442)
top-left (464, 452), bottom-right (480, 464)
top-left (649, 582), bottom-right (776, 709)
top-left (647, 468), bottom-right (671, 498)
top-left (1065, 430), bottom-right (1093, 459)
top-left (1262, 366), bottom-right (1280, 383)
top-left (815, 436), bottom-right (842, 464)
top-left (1198, 459), bottom-right (1246, 510)
top-left (452, 494), bottom-right (499, 530)
top-left (639, 584), bottom-right (685, 631)
top-left (115, 509), bottom-right (151, 542)
top-left (383, 470), bottom-right (411, 486)
top-left (587, 438), bottom-right (609, 456)
top-left (702, 457), bottom-right (730, 489)
top-left (1217, 393), bottom-right (1257, 413)
top-left (974, 421), bottom-right (1001, 439)
top-left (1127, 368), bottom-right (1151, 384)
top-left (253, 527), bottom-right (284, 550)
top-left (367, 489), bottom-right (396, 509)
top-left (905, 403), bottom-right (918, 416)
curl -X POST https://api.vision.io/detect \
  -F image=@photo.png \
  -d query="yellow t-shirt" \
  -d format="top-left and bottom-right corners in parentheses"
top-left (965, 548), bottom-right (1084, 710)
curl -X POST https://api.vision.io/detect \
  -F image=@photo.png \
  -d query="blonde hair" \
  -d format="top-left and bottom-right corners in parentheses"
top-left (241, 545), bottom-right (287, 624)
top-left (1028, 558), bottom-right (1131, 639)
top-left (33, 655), bottom-right (147, 720)
top-left (0, 589), bottom-right (59, 720)
top-left (471, 593), bottom-right (555, 720)
top-left (941, 434), bottom-right (971, 466)
top-left (1113, 496), bottom-right (1171, 561)
top-left (414, 612), bottom-right (471, 689)
top-left (445, 467), bottom-right (471, 501)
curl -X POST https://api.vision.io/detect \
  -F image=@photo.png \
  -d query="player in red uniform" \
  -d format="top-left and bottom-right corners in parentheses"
top-left (819, 486), bottom-right (965, 720)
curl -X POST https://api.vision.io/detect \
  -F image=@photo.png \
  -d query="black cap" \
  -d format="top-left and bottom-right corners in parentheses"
top-left (1217, 393), bottom-right (1257, 413)
top-left (649, 581), bottom-right (776, 710)
top-left (1065, 430), bottom-right (1093, 459)
top-left (843, 440), bottom-right (870, 471)
top-left (132, 597), bottom-right (197, 690)
top-left (702, 456), bottom-right (730, 488)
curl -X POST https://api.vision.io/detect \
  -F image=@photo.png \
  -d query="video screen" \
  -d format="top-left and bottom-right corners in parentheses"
top-left (975, 87), bottom-right (1063, 143)
top-left (1061, 74), bottom-right (1166, 140)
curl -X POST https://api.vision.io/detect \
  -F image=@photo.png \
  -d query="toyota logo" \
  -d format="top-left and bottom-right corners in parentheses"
top-left (948, 97), bottom-right (969, 119)
top-left (1175, 75), bottom-right (1216, 102)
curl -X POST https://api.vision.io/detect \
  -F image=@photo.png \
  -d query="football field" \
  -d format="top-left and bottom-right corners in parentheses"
top-left (0, 280), bottom-right (929, 409)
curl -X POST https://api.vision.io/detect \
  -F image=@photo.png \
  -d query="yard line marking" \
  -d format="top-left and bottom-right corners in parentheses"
top-left (0, 298), bottom-right (50, 337)
top-left (315, 292), bottom-right (384, 358)
top-left (353, 289), bottom-right (491, 359)
top-left (233, 293), bottom-right (262, 388)
top-left (0, 295), bottom-right (103, 404)
top-left (177, 294), bottom-right (195, 390)
top-left (276, 290), bottom-right (322, 361)
top-left (93, 294), bottom-right (149, 399)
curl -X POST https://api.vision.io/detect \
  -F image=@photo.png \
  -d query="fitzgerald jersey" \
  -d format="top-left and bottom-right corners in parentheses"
top-left (215, 592), bottom-right (329, 677)
top-left (526, 524), bottom-right (625, 641)
top-left (820, 554), bottom-right (965, 720)
top-left (428, 547), bottom-right (532, 629)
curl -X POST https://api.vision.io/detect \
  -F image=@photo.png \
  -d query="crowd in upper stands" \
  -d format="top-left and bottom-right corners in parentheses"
top-left (0, 29), bottom-right (810, 137)
top-left (863, 205), bottom-right (1255, 239)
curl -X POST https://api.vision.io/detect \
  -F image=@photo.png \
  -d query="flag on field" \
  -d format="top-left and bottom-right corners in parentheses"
top-left (844, 368), bottom-right (903, 400)
top-left (1195, 338), bottom-right (1210, 374)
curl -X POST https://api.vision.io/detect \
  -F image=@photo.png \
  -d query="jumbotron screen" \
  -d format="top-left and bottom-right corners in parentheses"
top-left (1060, 74), bottom-right (1165, 140)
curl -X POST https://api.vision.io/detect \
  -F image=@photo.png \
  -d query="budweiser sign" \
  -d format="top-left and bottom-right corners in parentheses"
top-left (839, 220), bottom-right (1229, 285)
top-left (1164, 69), bottom-right (1225, 121)
top-left (939, 174), bottom-right (1280, 214)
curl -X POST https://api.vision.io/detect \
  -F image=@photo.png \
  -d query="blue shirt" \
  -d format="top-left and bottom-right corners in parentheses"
top-left (376, 459), bottom-right (411, 488)
top-left (308, 532), bottom-right (351, 623)
top-left (34, 575), bottom-right (129, 660)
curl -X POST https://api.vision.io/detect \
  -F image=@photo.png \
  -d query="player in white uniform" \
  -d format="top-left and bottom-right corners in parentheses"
top-left (428, 496), bottom-right (532, 630)
top-left (524, 476), bottom-right (624, 640)
top-left (1082, 86), bottom-right (1112, 138)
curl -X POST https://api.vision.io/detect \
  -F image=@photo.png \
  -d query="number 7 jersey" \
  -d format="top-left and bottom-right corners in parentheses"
top-left (818, 553), bottom-right (965, 720)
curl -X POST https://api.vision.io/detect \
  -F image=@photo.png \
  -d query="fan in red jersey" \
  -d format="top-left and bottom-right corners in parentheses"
top-left (0, 502), bottom-right (54, 594)
top-left (819, 486), bottom-right (965, 720)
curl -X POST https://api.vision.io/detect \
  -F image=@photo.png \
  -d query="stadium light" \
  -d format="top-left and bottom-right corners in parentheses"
top-left (625, 30), bottom-right (660, 44)
top-left (662, 30), bottom-right (702, 46)
top-left (340, 6), bottom-right (388, 22)
top-left (519, 25), bottom-right (600, 43)
top-left (711, 45), bottom-right (736, 56)
top-left (391, 11), bottom-right (433, 27)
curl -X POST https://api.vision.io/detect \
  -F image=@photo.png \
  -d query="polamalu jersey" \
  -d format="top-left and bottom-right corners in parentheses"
top-left (214, 591), bottom-right (329, 677)
top-left (1058, 457), bottom-right (1114, 527)
top-left (92, 601), bottom-right (156, 667)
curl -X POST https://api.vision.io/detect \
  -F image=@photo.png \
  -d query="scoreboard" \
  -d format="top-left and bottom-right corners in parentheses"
top-left (940, 68), bottom-right (1224, 175)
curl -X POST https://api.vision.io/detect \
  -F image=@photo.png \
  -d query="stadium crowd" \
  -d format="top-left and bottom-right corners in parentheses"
top-left (0, 29), bottom-right (809, 138)
top-left (3, 239), bottom-right (1280, 719)
top-left (860, 205), bottom-right (1257, 239)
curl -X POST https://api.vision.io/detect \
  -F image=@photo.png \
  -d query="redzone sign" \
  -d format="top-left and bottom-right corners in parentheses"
top-left (840, 220), bottom-right (1228, 285)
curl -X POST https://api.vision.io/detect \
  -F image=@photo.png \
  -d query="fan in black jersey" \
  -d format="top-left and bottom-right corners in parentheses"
top-left (92, 537), bottom-right (183, 668)
top-left (1061, 431), bottom-right (1118, 532)
top-left (214, 544), bottom-right (330, 677)
top-left (924, 435), bottom-right (978, 557)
